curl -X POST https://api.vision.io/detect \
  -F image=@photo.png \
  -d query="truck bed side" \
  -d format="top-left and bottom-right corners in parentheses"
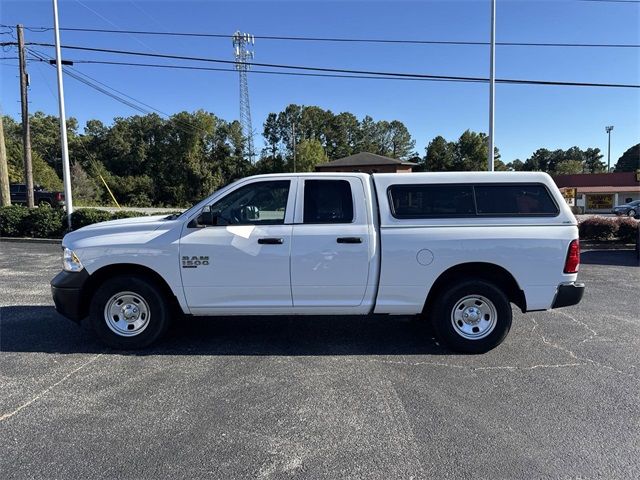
top-left (371, 172), bottom-right (579, 314)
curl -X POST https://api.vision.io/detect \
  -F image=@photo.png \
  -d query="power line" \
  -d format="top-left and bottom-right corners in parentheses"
top-left (29, 48), bottom-right (152, 115)
top-left (27, 47), bottom-right (207, 137)
top-left (24, 42), bottom-right (640, 88)
top-left (28, 57), bottom-right (482, 84)
top-left (5, 24), bottom-right (639, 49)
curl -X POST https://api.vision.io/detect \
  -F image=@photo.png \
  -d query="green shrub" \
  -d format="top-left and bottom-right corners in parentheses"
top-left (1, 206), bottom-right (152, 238)
top-left (111, 210), bottom-right (146, 220)
top-left (71, 209), bottom-right (113, 229)
top-left (22, 208), bottom-right (65, 238)
top-left (0, 205), bottom-right (31, 236)
top-left (617, 217), bottom-right (639, 243)
top-left (579, 217), bottom-right (618, 241)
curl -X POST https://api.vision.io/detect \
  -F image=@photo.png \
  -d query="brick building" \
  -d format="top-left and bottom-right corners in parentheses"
top-left (553, 172), bottom-right (640, 213)
top-left (315, 152), bottom-right (417, 174)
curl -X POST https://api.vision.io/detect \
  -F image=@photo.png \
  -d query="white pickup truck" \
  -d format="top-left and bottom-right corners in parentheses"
top-left (51, 172), bottom-right (584, 353)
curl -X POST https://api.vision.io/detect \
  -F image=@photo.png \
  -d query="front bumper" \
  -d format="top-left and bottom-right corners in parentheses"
top-left (50, 270), bottom-right (90, 322)
top-left (551, 282), bottom-right (585, 309)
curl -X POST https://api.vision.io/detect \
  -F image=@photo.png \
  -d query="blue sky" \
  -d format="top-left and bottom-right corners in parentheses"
top-left (1, 0), bottom-right (638, 165)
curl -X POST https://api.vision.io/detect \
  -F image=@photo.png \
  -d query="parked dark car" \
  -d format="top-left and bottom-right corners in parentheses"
top-left (10, 183), bottom-right (65, 208)
top-left (612, 199), bottom-right (640, 218)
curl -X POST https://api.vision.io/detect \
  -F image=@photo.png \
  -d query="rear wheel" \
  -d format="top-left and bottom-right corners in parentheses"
top-left (89, 275), bottom-right (170, 349)
top-left (627, 209), bottom-right (636, 217)
top-left (38, 200), bottom-right (51, 208)
top-left (431, 279), bottom-right (512, 354)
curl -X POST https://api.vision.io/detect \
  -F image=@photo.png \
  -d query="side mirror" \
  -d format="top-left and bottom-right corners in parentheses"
top-left (189, 206), bottom-right (217, 228)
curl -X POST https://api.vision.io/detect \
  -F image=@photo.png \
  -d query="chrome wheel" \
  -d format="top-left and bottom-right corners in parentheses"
top-left (104, 291), bottom-right (151, 337)
top-left (450, 295), bottom-right (497, 340)
top-left (628, 210), bottom-right (636, 217)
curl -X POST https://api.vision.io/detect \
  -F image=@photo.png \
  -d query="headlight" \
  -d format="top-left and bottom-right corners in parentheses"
top-left (62, 247), bottom-right (84, 272)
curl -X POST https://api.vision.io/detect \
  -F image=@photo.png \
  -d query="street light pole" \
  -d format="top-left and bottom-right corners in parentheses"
top-left (52, 0), bottom-right (73, 229)
top-left (605, 125), bottom-right (614, 172)
top-left (292, 122), bottom-right (296, 173)
top-left (488, 0), bottom-right (496, 172)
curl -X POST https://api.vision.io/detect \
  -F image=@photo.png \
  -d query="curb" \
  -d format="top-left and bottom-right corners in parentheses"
top-left (580, 242), bottom-right (636, 251)
top-left (0, 237), bottom-right (62, 245)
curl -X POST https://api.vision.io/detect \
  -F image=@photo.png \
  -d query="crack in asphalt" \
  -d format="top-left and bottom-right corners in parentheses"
top-left (549, 309), bottom-right (600, 345)
top-left (528, 317), bottom-right (638, 381)
top-left (332, 356), bottom-right (585, 373)
top-left (0, 353), bottom-right (104, 423)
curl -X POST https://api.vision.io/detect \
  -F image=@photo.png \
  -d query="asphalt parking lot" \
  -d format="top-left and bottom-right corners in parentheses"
top-left (1, 241), bottom-right (638, 479)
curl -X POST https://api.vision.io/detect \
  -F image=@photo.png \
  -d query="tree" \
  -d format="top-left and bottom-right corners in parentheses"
top-left (2, 115), bottom-right (62, 190)
top-left (523, 148), bottom-right (552, 171)
top-left (422, 131), bottom-right (501, 172)
top-left (294, 139), bottom-right (328, 172)
top-left (71, 161), bottom-right (99, 204)
top-left (387, 120), bottom-right (415, 159)
top-left (424, 136), bottom-right (455, 171)
top-left (453, 130), bottom-right (490, 171)
top-left (356, 115), bottom-right (379, 154)
top-left (583, 148), bottom-right (605, 173)
top-left (506, 159), bottom-right (525, 171)
top-left (276, 104), bottom-right (302, 154)
top-left (225, 119), bottom-right (251, 180)
top-left (263, 113), bottom-right (280, 158)
top-left (326, 112), bottom-right (359, 159)
top-left (299, 106), bottom-right (332, 145)
top-left (554, 159), bottom-right (584, 175)
top-left (614, 144), bottom-right (640, 172)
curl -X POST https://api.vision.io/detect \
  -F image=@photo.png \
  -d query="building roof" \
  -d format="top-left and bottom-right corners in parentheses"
top-left (553, 172), bottom-right (638, 188)
top-left (569, 186), bottom-right (640, 193)
top-left (317, 152), bottom-right (417, 168)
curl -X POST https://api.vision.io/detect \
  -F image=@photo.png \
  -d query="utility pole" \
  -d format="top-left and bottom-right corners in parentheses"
top-left (605, 125), bottom-right (614, 172)
top-left (53, 0), bottom-right (73, 229)
top-left (0, 113), bottom-right (10, 206)
top-left (488, 0), bottom-right (496, 172)
top-left (292, 122), bottom-right (296, 173)
top-left (17, 24), bottom-right (35, 207)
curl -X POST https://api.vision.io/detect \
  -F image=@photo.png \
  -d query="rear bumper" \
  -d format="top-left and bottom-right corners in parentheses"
top-left (551, 282), bottom-right (585, 309)
top-left (50, 270), bottom-right (90, 322)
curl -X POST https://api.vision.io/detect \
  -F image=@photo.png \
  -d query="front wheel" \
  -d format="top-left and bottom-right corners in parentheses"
top-left (89, 275), bottom-right (170, 349)
top-left (431, 280), bottom-right (512, 354)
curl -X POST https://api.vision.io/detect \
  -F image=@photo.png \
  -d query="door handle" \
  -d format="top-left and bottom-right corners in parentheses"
top-left (336, 237), bottom-right (362, 244)
top-left (258, 237), bottom-right (284, 245)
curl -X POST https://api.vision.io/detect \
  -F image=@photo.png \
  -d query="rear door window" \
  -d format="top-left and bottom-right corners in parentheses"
top-left (303, 180), bottom-right (354, 223)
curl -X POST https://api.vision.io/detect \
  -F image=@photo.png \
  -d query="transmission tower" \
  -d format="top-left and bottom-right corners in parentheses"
top-left (232, 31), bottom-right (255, 163)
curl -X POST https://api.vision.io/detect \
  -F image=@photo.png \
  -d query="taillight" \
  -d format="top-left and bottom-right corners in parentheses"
top-left (55, 192), bottom-right (64, 201)
top-left (564, 239), bottom-right (580, 274)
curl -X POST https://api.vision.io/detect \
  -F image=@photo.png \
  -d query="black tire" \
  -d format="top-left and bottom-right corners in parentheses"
top-left (89, 275), bottom-right (170, 349)
top-left (627, 209), bottom-right (636, 217)
top-left (431, 279), bottom-right (512, 354)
